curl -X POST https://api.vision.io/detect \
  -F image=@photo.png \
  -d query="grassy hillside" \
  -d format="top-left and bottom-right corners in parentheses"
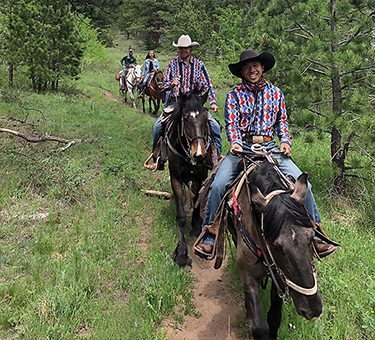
top-left (0, 38), bottom-right (374, 339)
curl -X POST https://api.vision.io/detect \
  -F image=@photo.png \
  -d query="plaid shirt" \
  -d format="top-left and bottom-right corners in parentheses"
top-left (224, 81), bottom-right (291, 147)
top-left (164, 56), bottom-right (217, 106)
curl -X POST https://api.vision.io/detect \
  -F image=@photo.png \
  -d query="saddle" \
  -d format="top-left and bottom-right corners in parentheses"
top-left (193, 157), bottom-right (260, 268)
top-left (193, 154), bottom-right (340, 267)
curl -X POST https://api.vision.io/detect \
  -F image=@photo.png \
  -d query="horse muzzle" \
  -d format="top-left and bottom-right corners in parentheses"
top-left (191, 139), bottom-right (207, 164)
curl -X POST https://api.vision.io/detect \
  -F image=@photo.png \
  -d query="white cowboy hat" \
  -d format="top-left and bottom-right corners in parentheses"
top-left (172, 35), bottom-right (199, 48)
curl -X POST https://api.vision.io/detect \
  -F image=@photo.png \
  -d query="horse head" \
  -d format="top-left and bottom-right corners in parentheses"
top-left (134, 65), bottom-right (142, 82)
top-left (250, 162), bottom-right (323, 320)
top-left (176, 91), bottom-right (210, 164)
top-left (154, 70), bottom-right (164, 91)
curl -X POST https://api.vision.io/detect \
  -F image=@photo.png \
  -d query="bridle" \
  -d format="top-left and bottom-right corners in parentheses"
top-left (126, 67), bottom-right (141, 87)
top-left (242, 145), bottom-right (318, 300)
top-left (177, 108), bottom-right (211, 165)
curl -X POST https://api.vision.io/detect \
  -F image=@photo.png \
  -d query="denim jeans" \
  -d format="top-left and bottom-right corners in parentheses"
top-left (152, 114), bottom-right (222, 154)
top-left (203, 140), bottom-right (321, 226)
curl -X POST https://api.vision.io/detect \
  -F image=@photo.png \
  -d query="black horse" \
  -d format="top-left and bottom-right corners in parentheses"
top-left (226, 159), bottom-right (323, 339)
top-left (166, 91), bottom-right (219, 267)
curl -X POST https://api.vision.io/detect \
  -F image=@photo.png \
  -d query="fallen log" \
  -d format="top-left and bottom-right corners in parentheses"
top-left (141, 189), bottom-right (172, 200)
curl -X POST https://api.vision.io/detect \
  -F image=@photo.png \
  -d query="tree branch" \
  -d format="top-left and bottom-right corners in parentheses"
top-left (307, 107), bottom-right (325, 116)
top-left (307, 67), bottom-right (329, 76)
top-left (306, 58), bottom-right (330, 70)
top-left (0, 127), bottom-right (77, 146)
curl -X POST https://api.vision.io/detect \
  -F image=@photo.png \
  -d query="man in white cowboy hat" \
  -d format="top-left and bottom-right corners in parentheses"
top-left (144, 34), bottom-right (222, 171)
top-left (195, 48), bottom-right (338, 258)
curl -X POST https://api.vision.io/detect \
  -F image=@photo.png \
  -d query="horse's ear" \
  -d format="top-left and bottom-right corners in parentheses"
top-left (290, 173), bottom-right (308, 203)
top-left (180, 91), bottom-right (188, 103)
top-left (250, 184), bottom-right (267, 211)
top-left (200, 91), bottom-right (209, 105)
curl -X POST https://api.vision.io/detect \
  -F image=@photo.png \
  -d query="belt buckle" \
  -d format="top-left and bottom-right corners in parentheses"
top-left (252, 136), bottom-right (264, 144)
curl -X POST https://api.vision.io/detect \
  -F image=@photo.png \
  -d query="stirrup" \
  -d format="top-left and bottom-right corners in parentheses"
top-left (144, 154), bottom-right (162, 172)
top-left (193, 225), bottom-right (218, 260)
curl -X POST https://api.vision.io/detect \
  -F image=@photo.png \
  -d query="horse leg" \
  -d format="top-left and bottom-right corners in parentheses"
top-left (170, 177), bottom-right (191, 267)
top-left (242, 275), bottom-right (269, 339)
top-left (190, 180), bottom-right (203, 237)
top-left (149, 97), bottom-right (152, 114)
top-left (129, 89), bottom-right (135, 108)
top-left (267, 282), bottom-right (283, 339)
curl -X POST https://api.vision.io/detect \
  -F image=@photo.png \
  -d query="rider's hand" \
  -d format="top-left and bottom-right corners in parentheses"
top-left (280, 143), bottom-right (291, 157)
top-left (171, 76), bottom-right (181, 88)
top-left (230, 143), bottom-right (243, 155)
top-left (211, 104), bottom-right (218, 112)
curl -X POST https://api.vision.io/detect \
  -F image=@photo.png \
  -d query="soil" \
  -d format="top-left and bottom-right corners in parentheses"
top-left (102, 89), bottom-right (122, 103)
top-left (164, 252), bottom-right (246, 340)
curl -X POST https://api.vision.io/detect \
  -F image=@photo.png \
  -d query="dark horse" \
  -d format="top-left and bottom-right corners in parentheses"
top-left (167, 91), bottom-right (219, 267)
top-left (142, 70), bottom-right (164, 115)
top-left (226, 159), bottom-right (323, 339)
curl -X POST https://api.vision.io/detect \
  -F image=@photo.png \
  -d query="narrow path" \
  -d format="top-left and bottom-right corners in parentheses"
top-left (165, 252), bottom-right (246, 340)
top-left (102, 89), bottom-right (122, 103)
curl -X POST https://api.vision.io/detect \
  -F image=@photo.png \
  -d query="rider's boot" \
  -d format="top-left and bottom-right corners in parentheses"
top-left (313, 223), bottom-right (339, 258)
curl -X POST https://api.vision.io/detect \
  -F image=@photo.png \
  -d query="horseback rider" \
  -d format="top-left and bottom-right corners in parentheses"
top-left (195, 49), bottom-right (337, 258)
top-left (139, 50), bottom-right (160, 98)
top-left (144, 35), bottom-right (222, 171)
top-left (119, 48), bottom-right (137, 89)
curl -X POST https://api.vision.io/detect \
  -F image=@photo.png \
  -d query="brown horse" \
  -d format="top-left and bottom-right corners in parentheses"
top-left (167, 91), bottom-right (219, 267)
top-left (224, 159), bottom-right (323, 339)
top-left (142, 70), bottom-right (164, 115)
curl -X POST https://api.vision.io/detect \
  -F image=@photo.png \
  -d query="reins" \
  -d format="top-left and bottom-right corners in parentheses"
top-left (240, 145), bottom-right (318, 299)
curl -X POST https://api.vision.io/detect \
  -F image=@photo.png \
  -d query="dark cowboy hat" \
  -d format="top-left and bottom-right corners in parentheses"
top-left (228, 49), bottom-right (275, 78)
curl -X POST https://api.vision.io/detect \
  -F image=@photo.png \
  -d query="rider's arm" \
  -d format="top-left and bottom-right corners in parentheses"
top-left (143, 59), bottom-right (149, 75)
top-left (224, 91), bottom-right (243, 148)
top-left (275, 90), bottom-right (292, 146)
top-left (163, 60), bottom-right (174, 89)
top-left (199, 63), bottom-right (217, 107)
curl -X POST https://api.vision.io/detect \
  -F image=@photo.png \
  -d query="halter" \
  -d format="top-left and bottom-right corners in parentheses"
top-left (176, 109), bottom-right (211, 165)
top-left (242, 146), bottom-right (318, 300)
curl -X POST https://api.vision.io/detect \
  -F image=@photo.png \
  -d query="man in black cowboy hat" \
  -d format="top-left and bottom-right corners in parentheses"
top-left (195, 49), bottom-right (338, 258)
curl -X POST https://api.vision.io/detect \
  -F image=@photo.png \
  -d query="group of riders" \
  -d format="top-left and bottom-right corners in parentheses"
top-left (118, 47), bottom-right (160, 98)
top-left (118, 34), bottom-right (338, 260)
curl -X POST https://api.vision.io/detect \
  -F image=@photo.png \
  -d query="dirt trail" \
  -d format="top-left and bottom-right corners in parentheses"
top-left (102, 89), bottom-right (122, 103)
top-left (165, 251), bottom-right (246, 340)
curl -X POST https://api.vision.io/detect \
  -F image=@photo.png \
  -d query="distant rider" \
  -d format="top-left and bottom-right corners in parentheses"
top-left (119, 48), bottom-right (137, 89)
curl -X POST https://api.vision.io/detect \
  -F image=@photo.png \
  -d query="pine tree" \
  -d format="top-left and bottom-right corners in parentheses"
top-left (250, 0), bottom-right (375, 194)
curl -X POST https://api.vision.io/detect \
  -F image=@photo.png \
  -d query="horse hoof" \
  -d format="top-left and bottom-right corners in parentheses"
top-left (173, 254), bottom-right (192, 268)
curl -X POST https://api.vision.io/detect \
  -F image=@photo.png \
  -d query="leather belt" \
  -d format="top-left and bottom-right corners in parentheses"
top-left (244, 135), bottom-right (273, 144)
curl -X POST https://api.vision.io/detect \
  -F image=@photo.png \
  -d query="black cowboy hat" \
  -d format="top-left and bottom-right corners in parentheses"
top-left (228, 49), bottom-right (275, 78)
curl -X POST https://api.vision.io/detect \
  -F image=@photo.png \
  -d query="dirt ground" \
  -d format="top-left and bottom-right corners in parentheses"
top-left (164, 252), bottom-right (247, 340)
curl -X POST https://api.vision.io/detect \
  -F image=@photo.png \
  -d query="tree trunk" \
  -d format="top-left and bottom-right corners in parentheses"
top-left (331, 126), bottom-right (345, 194)
top-left (329, 0), bottom-right (345, 194)
top-left (8, 64), bottom-right (14, 87)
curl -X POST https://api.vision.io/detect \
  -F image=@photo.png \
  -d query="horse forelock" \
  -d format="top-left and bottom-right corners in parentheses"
top-left (173, 93), bottom-right (205, 123)
top-left (251, 161), bottom-right (313, 242)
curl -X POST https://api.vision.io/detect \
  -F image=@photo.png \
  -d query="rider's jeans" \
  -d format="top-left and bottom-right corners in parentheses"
top-left (152, 115), bottom-right (222, 154)
top-left (202, 140), bottom-right (321, 226)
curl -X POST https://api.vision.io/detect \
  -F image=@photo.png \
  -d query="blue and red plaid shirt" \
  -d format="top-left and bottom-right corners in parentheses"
top-left (224, 81), bottom-right (291, 147)
top-left (164, 56), bottom-right (217, 106)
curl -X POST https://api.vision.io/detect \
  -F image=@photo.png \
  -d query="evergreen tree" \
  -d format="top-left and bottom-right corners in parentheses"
top-left (249, 0), bottom-right (374, 194)
top-left (0, 0), bottom-right (84, 92)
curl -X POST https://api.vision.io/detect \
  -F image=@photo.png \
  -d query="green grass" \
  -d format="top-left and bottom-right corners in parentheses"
top-left (1, 38), bottom-right (374, 339)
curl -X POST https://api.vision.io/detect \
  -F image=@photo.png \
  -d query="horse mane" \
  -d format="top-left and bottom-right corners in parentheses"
top-left (251, 161), bottom-right (313, 242)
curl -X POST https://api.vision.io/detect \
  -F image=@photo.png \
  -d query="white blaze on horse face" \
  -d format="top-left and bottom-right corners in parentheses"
top-left (190, 110), bottom-right (200, 119)
top-left (291, 228), bottom-right (296, 242)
